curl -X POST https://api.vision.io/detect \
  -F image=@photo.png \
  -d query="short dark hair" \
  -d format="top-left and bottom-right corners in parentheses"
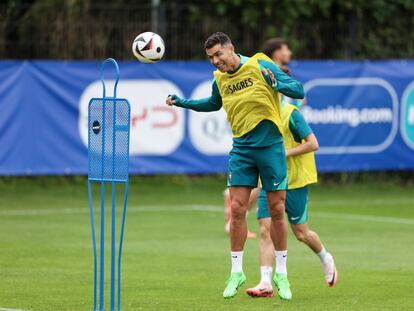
top-left (204, 32), bottom-right (232, 50)
top-left (262, 38), bottom-right (286, 58)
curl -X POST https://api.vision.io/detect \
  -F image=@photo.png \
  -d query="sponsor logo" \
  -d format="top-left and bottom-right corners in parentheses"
top-left (223, 78), bottom-right (254, 95)
top-left (273, 181), bottom-right (281, 187)
top-left (303, 78), bottom-right (398, 154)
top-left (302, 106), bottom-right (393, 128)
top-left (79, 80), bottom-right (184, 155)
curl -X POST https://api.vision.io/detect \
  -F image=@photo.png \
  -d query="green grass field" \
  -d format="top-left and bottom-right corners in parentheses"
top-left (1, 176), bottom-right (413, 311)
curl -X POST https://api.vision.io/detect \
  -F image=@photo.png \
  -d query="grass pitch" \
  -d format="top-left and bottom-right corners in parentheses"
top-left (0, 175), bottom-right (413, 311)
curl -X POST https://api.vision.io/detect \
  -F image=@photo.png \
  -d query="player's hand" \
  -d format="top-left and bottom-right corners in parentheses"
top-left (166, 94), bottom-right (177, 106)
top-left (262, 68), bottom-right (276, 88)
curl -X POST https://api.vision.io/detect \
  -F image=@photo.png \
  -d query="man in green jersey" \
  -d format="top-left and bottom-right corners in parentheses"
top-left (166, 32), bottom-right (304, 300)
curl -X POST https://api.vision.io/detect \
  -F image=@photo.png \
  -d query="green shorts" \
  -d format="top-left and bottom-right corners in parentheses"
top-left (227, 142), bottom-right (287, 192)
top-left (257, 186), bottom-right (309, 224)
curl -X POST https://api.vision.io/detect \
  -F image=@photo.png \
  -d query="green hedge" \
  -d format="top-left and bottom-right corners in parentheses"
top-left (0, 0), bottom-right (413, 59)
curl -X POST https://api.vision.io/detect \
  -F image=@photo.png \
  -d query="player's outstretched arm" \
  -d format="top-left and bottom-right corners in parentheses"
top-left (259, 60), bottom-right (304, 99)
top-left (166, 81), bottom-right (222, 112)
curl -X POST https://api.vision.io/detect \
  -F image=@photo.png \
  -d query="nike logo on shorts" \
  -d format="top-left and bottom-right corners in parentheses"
top-left (291, 216), bottom-right (300, 221)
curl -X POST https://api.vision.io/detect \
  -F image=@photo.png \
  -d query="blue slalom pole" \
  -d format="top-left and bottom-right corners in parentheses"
top-left (88, 58), bottom-right (131, 311)
top-left (110, 182), bottom-right (116, 311)
top-left (87, 181), bottom-right (97, 311)
top-left (117, 183), bottom-right (129, 311)
top-left (99, 85), bottom-right (107, 311)
top-left (99, 182), bottom-right (105, 311)
top-left (110, 70), bottom-right (118, 311)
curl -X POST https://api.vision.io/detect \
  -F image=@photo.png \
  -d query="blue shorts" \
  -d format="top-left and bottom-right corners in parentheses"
top-left (227, 142), bottom-right (287, 191)
top-left (257, 186), bottom-right (309, 224)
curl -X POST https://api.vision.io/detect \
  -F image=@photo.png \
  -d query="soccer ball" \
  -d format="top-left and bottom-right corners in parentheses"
top-left (132, 32), bottom-right (165, 64)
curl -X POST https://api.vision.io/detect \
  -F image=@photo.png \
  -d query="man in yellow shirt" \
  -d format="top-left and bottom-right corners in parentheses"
top-left (246, 101), bottom-right (338, 297)
top-left (244, 38), bottom-right (337, 298)
top-left (166, 32), bottom-right (304, 300)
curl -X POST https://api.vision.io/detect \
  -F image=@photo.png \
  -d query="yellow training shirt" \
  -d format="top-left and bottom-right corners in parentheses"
top-left (213, 53), bottom-right (282, 137)
top-left (281, 103), bottom-right (318, 189)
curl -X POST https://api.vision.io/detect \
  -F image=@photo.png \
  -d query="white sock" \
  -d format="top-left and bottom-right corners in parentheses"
top-left (275, 250), bottom-right (288, 274)
top-left (260, 266), bottom-right (272, 284)
top-left (317, 247), bottom-right (328, 263)
top-left (231, 251), bottom-right (244, 273)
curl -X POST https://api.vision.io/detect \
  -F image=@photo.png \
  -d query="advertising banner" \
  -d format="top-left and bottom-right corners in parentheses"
top-left (0, 60), bottom-right (413, 175)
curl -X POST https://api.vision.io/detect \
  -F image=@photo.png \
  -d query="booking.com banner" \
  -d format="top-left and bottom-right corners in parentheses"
top-left (0, 60), bottom-right (413, 175)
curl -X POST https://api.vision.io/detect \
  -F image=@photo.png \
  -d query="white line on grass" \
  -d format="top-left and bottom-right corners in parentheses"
top-left (1, 197), bottom-right (413, 216)
top-left (1, 196), bottom-right (412, 217)
top-left (0, 205), bottom-right (220, 216)
top-left (311, 211), bottom-right (414, 225)
top-left (1, 203), bottom-right (413, 225)
top-left (311, 198), bottom-right (414, 207)
top-left (0, 308), bottom-right (31, 311)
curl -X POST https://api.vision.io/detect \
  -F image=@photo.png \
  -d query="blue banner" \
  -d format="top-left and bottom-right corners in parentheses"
top-left (0, 59), bottom-right (413, 175)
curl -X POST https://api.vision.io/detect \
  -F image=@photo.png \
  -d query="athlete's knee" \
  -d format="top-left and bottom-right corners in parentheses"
top-left (295, 231), bottom-right (307, 242)
top-left (268, 199), bottom-right (285, 220)
top-left (269, 208), bottom-right (285, 220)
top-left (259, 220), bottom-right (271, 240)
top-left (293, 226), bottom-right (309, 242)
top-left (231, 198), bottom-right (247, 220)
